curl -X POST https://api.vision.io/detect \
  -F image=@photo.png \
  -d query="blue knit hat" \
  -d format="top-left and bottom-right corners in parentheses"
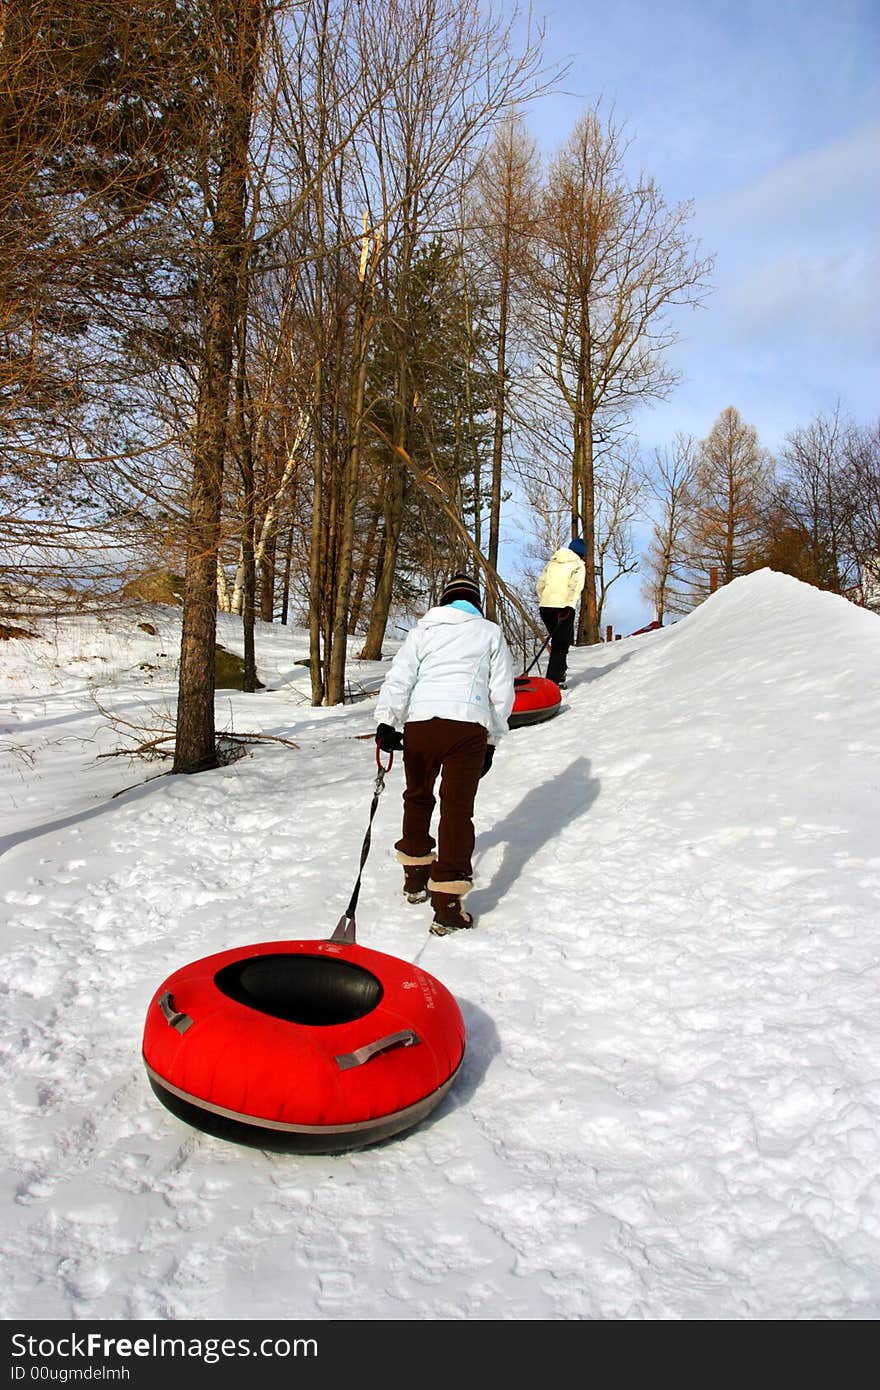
top-left (569, 537), bottom-right (586, 558)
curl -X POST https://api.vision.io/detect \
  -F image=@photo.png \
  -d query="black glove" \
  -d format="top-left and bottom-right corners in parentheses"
top-left (559, 607), bottom-right (574, 621)
top-left (376, 723), bottom-right (403, 752)
top-left (480, 745), bottom-right (495, 778)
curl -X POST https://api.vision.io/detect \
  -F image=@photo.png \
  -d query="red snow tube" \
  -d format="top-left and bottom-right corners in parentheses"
top-left (142, 939), bottom-right (466, 1154)
top-left (508, 674), bottom-right (562, 729)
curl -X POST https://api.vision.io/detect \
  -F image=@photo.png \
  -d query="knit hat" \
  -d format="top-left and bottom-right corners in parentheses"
top-left (569, 537), bottom-right (586, 559)
top-left (439, 572), bottom-right (483, 612)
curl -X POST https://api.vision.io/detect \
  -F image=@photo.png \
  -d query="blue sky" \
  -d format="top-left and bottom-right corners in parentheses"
top-left (506, 0), bottom-right (879, 632)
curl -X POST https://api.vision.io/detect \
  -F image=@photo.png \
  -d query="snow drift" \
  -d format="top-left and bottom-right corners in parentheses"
top-left (1, 569), bottom-right (878, 1320)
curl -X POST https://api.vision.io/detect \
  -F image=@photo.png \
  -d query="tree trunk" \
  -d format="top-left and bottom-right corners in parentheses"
top-left (358, 315), bottom-right (411, 659)
top-left (173, 0), bottom-right (263, 773)
top-left (308, 350), bottom-right (326, 704)
top-left (348, 504), bottom-right (380, 634)
top-left (358, 460), bottom-right (405, 659)
top-left (280, 523), bottom-right (293, 626)
top-left (259, 529), bottom-right (276, 622)
top-left (234, 319), bottom-right (258, 692)
top-left (230, 427), bottom-right (303, 617)
top-left (307, 166), bottom-right (327, 704)
top-left (241, 496), bottom-right (257, 690)
top-left (216, 557), bottom-right (232, 612)
top-left (327, 272), bottom-right (373, 701)
top-left (486, 229), bottom-right (510, 622)
top-left (579, 413), bottom-right (600, 644)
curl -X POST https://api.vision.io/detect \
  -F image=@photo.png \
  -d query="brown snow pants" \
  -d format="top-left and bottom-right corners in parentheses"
top-left (395, 717), bottom-right (488, 887)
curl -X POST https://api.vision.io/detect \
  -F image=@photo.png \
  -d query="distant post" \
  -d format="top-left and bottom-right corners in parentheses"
top-left (606, 625), bottom-right (613, 643)
top-left (709, 567), bottom-right (718, 594)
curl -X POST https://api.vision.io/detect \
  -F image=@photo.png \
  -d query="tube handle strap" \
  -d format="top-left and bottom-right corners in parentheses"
top-left (335, 1028), bottom-right (419, 1071)
top-left (158, 990), bottom-right (193, 1034)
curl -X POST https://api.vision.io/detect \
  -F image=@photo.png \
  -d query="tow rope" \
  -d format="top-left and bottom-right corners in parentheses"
top-left (331, 745), bottom-right (393, 944)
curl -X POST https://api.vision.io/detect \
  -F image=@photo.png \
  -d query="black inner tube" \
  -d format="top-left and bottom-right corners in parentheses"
top-left (214, 953), bottom-right (383, 1026)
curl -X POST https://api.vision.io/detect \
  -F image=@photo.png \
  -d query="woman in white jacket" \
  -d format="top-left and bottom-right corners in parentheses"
top-left (535, 537), bottom-right (586, 687)
top-left (374, 572), bottom-right (515, 936)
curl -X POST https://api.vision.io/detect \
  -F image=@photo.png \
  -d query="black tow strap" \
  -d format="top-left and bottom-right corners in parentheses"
top-left (331, 745), bottom-right (393, 945)
top-left (522, 630), bottom-right (551, 677)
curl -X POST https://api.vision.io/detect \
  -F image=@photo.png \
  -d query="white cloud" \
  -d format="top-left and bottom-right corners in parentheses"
top-left (701, 121), bottom-right (880, 237)
top-left (727, 247), bottom-right (880, 342)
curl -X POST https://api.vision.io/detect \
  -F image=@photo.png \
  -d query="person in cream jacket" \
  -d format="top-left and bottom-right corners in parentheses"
top-left (535, 537), bottom-right (586, 687)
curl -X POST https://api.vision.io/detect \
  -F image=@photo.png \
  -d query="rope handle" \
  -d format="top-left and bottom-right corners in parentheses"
top-left (330, 742), bottom-right (395, 944)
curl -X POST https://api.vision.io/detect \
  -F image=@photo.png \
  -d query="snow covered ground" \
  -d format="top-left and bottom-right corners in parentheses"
top-left (1, 569), bottom-right (879, 1322)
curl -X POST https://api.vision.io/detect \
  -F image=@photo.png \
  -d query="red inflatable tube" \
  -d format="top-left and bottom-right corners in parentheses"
top-left (508, 675), bottom-right (562, 729)
top-left (142, 939), bottom-right (466, 1153)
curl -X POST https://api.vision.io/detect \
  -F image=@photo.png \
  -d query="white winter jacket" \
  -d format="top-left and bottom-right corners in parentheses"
top-left (536, 547), bottom-right (587, 608)
top-left (374, 606), bottom-right (516, 744)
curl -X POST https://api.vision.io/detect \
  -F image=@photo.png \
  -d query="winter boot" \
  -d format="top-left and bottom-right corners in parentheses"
top-left (397, 850), bottom-right (435, 904)
top-left (402, 863), bottom-right (431, 903)
top-left (428, 882), bottom-right (475, 937)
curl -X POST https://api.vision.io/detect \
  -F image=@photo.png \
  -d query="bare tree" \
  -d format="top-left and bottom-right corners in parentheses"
top-left (517, 427), bottom-right (642, 632)
top-left (841, 419), bottom-right (880, 603)
top-left (354, 0), bottom-right (546, 662)
top-left (641, 432), bottom-right (699, 622)
top-left (593, 442), bottom-right (644, 622)
top-left (533, 103), bottom-right (712, 643)
top-left (262, 0), bottom-right (419, 702)
top-left (470, 112), bottom-right (541, 619)
top-left (774, 406), bottom-right (850, 593)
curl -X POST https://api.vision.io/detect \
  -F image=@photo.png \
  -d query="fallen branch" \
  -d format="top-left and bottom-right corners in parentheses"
top-left (111, 769), bottom-right (170, 797)
top-left (89, 691), bottom-right (300, 762)
top-left (221, 731), bottom-right (300, 750)
top-left (97, 729), bottom-right (300, 760)
top-left (98, 735), bottom-right (174, 759)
